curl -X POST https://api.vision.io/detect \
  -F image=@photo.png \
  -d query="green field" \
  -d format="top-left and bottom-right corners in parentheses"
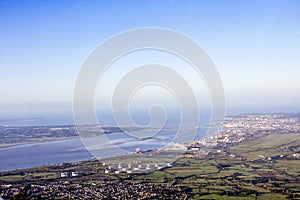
top-left (231, 133), bottom-right (300, 159)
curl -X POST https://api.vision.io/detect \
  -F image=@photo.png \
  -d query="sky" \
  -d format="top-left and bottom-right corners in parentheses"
top-left (0, 0), bottom-right (300, 120)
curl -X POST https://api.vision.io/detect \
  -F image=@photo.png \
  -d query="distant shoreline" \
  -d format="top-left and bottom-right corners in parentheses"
top-left (0, 136), bottom-right (78, 149)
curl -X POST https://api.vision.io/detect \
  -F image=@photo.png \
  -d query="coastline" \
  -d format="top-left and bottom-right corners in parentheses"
top-left (0, 136), bottom-right (79, 149)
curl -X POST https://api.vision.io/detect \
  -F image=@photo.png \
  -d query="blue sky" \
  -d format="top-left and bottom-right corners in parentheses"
top-left (0, 0), bottom-right (300, 118)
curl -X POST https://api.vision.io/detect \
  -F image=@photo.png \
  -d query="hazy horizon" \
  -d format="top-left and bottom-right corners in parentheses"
top-left (1, 0), bottom-right (300, 119)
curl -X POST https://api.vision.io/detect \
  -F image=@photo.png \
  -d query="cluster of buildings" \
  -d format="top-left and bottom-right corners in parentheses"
top-left (223, 113), bottom-right (300, 133)
top-left (198, 113), bottom-right (298, 142)
top-left (0, 181), bottom-right (187, 199)
top-left (103, 162), bottom-right (173, 174)
top-left (185, 113), bottom-right (300, 157)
